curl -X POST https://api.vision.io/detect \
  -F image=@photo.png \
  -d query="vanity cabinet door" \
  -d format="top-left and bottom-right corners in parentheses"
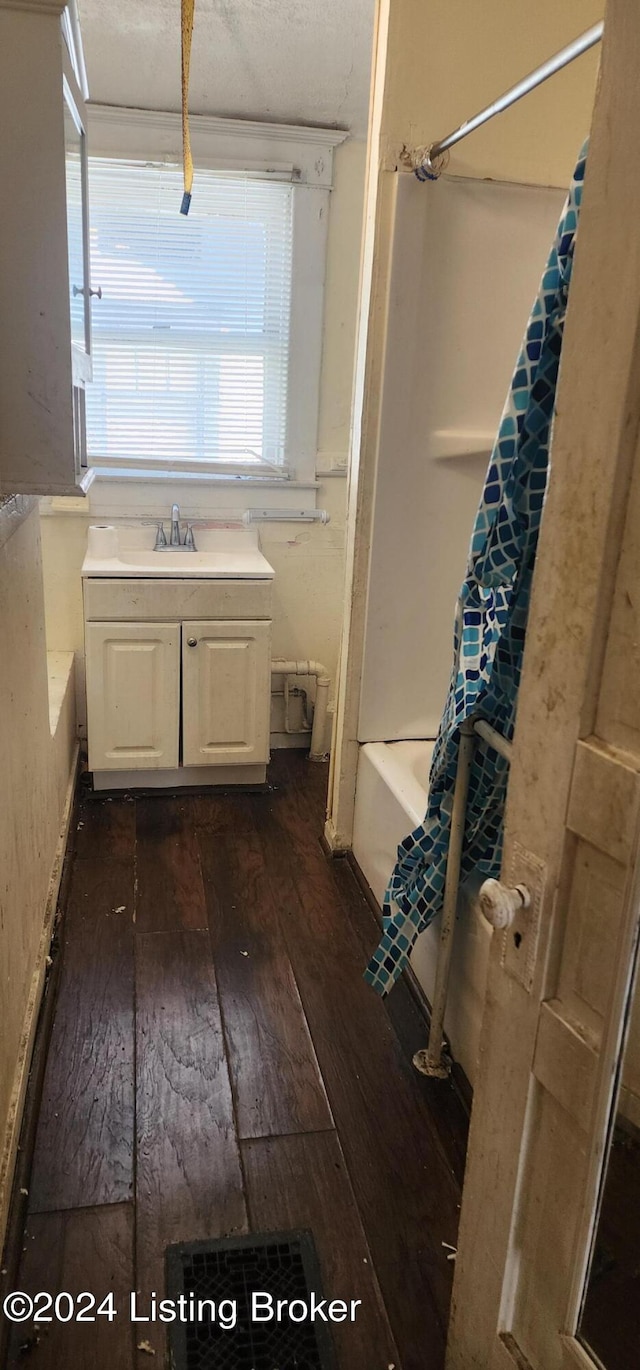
top-left (85, 622), bottom-right (180, 771)
top-left (182, 620), bottom-right (271, 767)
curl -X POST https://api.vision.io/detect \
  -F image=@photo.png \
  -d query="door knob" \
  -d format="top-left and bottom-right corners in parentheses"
top-left (478, 878), bottom-right (530, 930)
top-left (187, 637), bottom-right (198, 647)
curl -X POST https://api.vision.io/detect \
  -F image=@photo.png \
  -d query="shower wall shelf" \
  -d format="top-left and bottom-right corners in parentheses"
top-left (431, 429), bottom-right (495, 461)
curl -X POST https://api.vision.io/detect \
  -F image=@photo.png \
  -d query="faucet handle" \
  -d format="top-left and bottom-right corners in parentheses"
top-left (184, 523), bottom-right (197, 551)
top-left (154, 521), bottom-right (167, 549)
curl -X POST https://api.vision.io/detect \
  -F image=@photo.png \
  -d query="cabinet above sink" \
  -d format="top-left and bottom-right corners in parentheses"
top-left (0, 0), bottom-right (95, 495)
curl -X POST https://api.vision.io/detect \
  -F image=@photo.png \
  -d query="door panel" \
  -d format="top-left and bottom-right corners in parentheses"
top-left (448, 9), bottom-right (640, 1368)
top-left (86, 621), bottom-right (179, 770)
top-left (182, 620), bottom-right (271, 767)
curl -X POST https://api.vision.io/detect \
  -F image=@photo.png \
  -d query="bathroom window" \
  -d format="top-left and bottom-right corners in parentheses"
top-left (81, 106), bottom-right (344, 491)
top-left (86, 160), bottom-right (294, 475)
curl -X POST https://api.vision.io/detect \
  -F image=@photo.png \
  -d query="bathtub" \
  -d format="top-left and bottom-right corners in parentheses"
top-left (352, 739), bottom-right (491, 1086)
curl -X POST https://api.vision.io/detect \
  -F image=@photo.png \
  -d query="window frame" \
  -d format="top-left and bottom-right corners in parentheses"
top-left (86, 105), bottom-right (347, 488)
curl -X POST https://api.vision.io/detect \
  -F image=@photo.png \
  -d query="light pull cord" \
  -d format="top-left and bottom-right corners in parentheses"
top-left (180, 0), bottom-right (195, 214)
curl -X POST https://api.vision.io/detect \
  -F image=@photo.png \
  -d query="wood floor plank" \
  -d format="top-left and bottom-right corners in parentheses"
top-left (135, 797), bottom-right (207, 933)
top-left (199, 826), bottom-right (333, 1139)
top-left (581, 1127), bottom-right (640, 1370)
top-left (135, 930), bottom-right (247, 1361)
top-left (329, 853), bottom-right (470, 1189)
top-left (249, 786), bottom-right (458, 1369)
top-left (256, 782), bottom-right (463, 1190)
top-left (322, 805), bottom-right (470, 1168)
top-left (265, 761), bottom-right (471, 1167)
top-left (6, 1204), bottom-right (134, 1370)
top-left (74, 793), bottom-right (136, 862)
top-left (61, 853), bottom-right (135, 937)
top-left (11, 756), bottom-right (465, 1370)
top-left (29, 859), bottom-right (135, 1213)
top-left (189, 790), bottom-right (255, 833)
top-left (268, 748), bottom-right (330, 810)
top-left (242, 1130), bottom-right (400, 1370)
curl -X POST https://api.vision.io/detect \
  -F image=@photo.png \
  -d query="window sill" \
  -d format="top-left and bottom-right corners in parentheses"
top-left (89, 464), bottom-right (318, 487)
top-left (44, 468), bottom-right (321, 521)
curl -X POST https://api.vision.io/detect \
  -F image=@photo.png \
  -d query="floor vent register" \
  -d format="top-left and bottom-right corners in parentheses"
top-left (166, 1230), bottom-right (337, 1370)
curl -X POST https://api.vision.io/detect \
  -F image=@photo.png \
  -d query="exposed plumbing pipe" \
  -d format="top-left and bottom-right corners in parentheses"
top-left (473, 717), bottom-right (513, 762)
top-left (271, 660), bottom-right (331, 761)
top-left (282, 679), bottom-right (312, 735)
top-left (413, 718), bottom-right (476, 1079)
top-left (412, 715), bottom-right (514, 1079)
top-left (270, 685), bottom-right (311, 737)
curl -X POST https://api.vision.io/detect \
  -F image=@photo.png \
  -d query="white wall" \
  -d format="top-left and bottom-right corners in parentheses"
top-left (0, 502), bottom-right (76, 1248)
top-left (318, 141), bottom-right (369, 471)
top-left (41, 138), bottom-right (367, 736)
top-left (359, 174), bottom-right (565, 743)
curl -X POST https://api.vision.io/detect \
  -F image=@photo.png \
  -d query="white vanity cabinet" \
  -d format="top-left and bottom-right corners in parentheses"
top-left (83, 576), bottom-right (273, 789)
top-left (0, 0), bottom-right (93, 495)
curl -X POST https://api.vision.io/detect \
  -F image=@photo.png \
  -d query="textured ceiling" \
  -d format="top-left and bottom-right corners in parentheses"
top-left (78, 0), bottom-right (375, 139)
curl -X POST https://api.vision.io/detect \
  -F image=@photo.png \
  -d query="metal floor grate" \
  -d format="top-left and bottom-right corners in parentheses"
top-left (166, 1230), bottom-right (337, 1370)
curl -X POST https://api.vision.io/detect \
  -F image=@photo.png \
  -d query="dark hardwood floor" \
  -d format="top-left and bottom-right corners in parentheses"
top-left (580, 1122), bottom-right (640, 1370)
top-left (2, 751), bottom-right (468, 1370)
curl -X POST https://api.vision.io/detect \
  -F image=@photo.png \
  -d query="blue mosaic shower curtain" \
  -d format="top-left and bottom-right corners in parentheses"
top-left (365, 143), bottom-right (587, 997)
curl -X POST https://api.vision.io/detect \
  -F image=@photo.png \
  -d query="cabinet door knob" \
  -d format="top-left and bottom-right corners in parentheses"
top-left (187, 637), bottom-right (198, 647)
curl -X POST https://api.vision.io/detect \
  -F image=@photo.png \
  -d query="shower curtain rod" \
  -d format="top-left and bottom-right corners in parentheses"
top-left (414, 21), bottom-right (603, 180)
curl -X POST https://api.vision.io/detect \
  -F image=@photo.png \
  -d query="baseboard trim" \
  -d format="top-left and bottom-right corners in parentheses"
top-left (345, 851), bottom-right (473, 1116)
top-left (92, 762), bottom-right (267, 790)
top-left (0, 742), bottom-right (80, 1256)
top-left (323, 814), bottom-right (349, 854)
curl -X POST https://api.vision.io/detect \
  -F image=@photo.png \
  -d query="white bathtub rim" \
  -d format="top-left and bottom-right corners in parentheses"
top-left (359, 739), bottom-right (436, 830)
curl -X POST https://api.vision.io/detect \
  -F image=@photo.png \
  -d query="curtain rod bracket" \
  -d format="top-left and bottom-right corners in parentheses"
top-left (411, 21), bottom-right (603, 182)
top-left (413, 144), bottom-right (450, 182)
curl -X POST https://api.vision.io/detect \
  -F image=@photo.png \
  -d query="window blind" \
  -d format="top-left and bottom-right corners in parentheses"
top-left (86, 159), bottom-right (293, 469)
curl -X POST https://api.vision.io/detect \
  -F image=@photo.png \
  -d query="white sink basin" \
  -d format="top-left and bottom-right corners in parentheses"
top-left (81, 525), bottom-right (274, 580)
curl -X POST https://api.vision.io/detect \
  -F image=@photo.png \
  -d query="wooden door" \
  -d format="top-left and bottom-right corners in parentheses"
top-left (447, 8), bottom-right (640, 1369)
top-left (182, 620), bottom-right (271, 767)
top-left (85, 622), bottom-right (180, 771)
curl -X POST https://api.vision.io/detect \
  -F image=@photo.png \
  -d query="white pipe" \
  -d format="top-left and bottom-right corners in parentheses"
top-left (474, 718), bottom-right (513, 761)
top-left (271, 685), bottom-right (312, 736)
top-left (271, 660), bottom-right (331, 761)
top-left (413, 718), bottom-right (476, 1079)
top-left (312, 676), bottom-right (330, 762)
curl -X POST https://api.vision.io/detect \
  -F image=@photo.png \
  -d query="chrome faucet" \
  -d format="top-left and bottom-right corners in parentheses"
top-left (154, 504), bottom-right (197, 551)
